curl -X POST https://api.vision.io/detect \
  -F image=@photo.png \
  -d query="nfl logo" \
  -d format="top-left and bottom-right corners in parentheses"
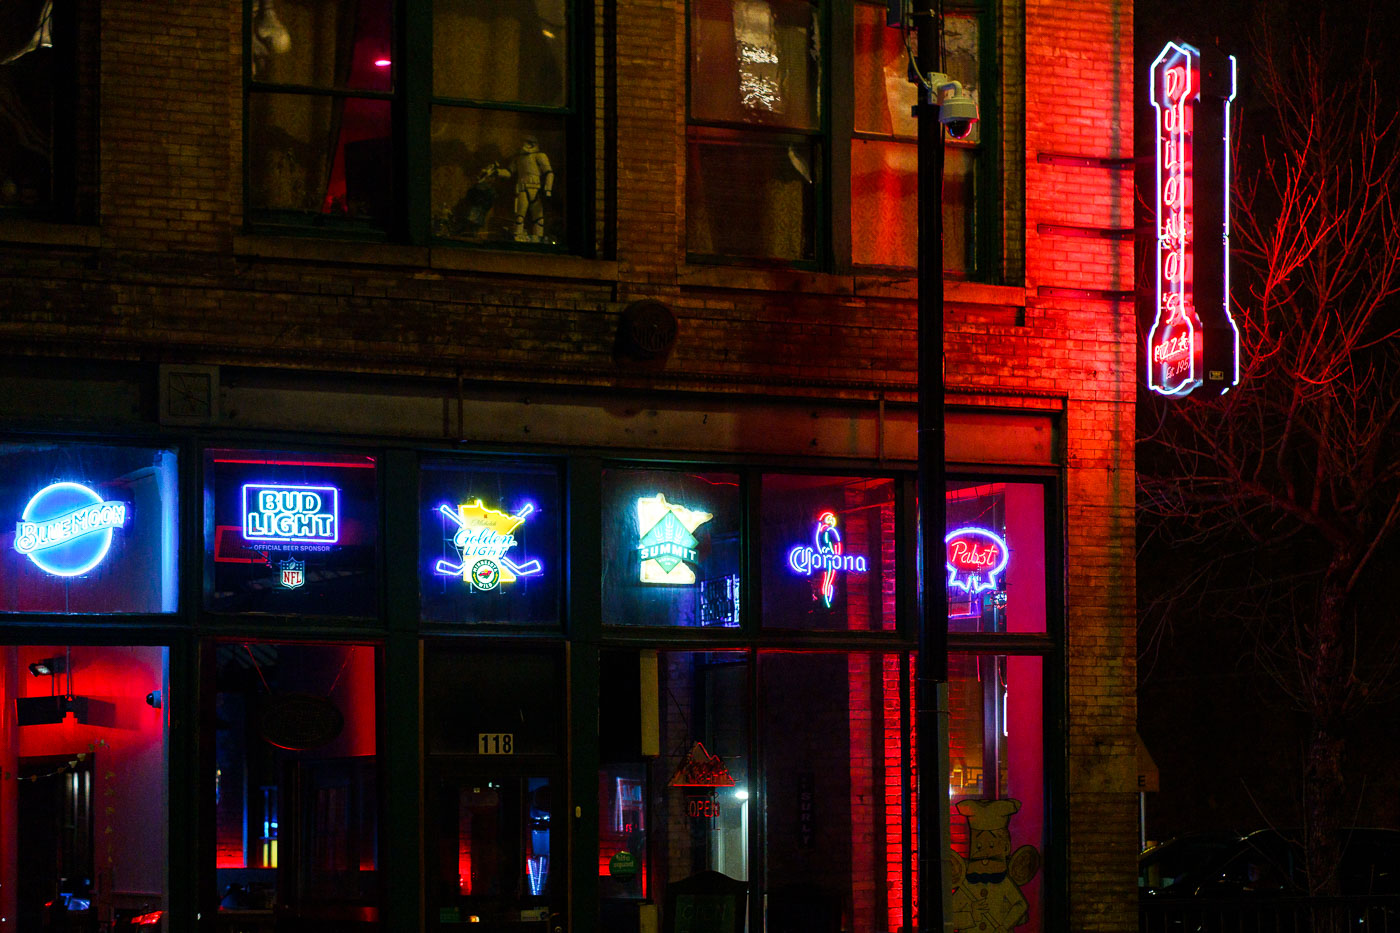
top-left (278, 558), bottom-right (305, 590)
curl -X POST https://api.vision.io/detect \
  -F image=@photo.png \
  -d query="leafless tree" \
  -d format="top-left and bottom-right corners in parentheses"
top-left (1138, 8), bottom-right (1400, 896)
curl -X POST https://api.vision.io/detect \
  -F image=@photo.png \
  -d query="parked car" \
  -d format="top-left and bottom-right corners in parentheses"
top-left (1140, 829), bottom-right (1400, 933)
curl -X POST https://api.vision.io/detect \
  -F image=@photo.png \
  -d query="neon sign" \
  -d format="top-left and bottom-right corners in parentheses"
top-left (433, 499), bottom-right (543, 592)
top-left (242, 484), bottom-right (339, 544)
top-left (1148, 42), bottom-right (1203, 396)
top-left (945, 526), bottom-right (1008, 594)
top-left (787, 510), bottom-right (868, 607)
top-left (636, 494), bottom-right (712, 584)
top-left (1148, 41), bottom-right (1240, 398)
top-left (14, 482), bottom-right (128, 577)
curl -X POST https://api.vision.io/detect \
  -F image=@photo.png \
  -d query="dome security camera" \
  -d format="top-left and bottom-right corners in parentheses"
top-left (937, 80), bottom-right (980, 140)
top-left (924, 74), bottom-right (979, 140)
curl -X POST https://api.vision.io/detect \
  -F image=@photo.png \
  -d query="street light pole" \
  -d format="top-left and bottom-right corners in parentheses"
top-left (912, 0), bottom-right (952, 930)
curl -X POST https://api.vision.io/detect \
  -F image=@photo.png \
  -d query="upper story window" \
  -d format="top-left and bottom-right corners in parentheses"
top-left (0, 0), bottom-right (96, 219)
top-left (245, 0), bottom-right (579, 250)
top-left (687, 0), bottom-right (994, 277)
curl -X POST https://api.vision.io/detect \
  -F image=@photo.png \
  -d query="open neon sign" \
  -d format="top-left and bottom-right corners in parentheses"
top-left (787, 510), bottom-right (867, 607)
top-left (433, 499), bottom-right (543, 592)
top-left (14, 482), bottom-right (128, 577)
top-left (242, 484), bottom-right (339, 544)
top-left (1147, 41), bottom-right (1239, 398)
top-left (945, 526), bottom-right (1008, 594)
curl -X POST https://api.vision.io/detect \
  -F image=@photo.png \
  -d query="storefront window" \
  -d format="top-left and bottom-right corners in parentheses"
top-left (946, 481), bottom-right (1046, 634)
top-left (420, 458), bottom-right (562, 626)
top-left (0, 443), bottom-right (178, 614)
top-left (601, 468), bottom-right (741, 627)
top-left (760, 651), bottom-right (908, 933)
top-left (203, 449), bottom-right (378, 616)
top-left (214, 641), bottom-right (380, 931)
top-left (1, 644), bottom-right (169, 928)
top-left (761, 474), bottom-right (896, 631)
top-left (947, 654), bottom-right (1045, 933)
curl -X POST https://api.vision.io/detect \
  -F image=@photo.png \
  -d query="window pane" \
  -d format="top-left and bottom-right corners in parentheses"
top-left (250, 0), bottom-right (394, 92)
top-left (690, 0), bottom-right (820, 130)
top-left (420, 459), bottom-right (562, 626)
top-left (247, 92), bottom-right (393, 228)
top-left (853, 3), bottom-right (916, 138)
top-left (431, 108), bottom-right (566, 245)
top-left (687, 132), bottom-right (816, 262)
top-left (601, 468), bottom-right (741, 628)
top-left (0, 443), bottom-right (178, 614)
top-left (850, 139), bottom-right (973, 273)
top-left (946, 481), bottom-right (1045, 634)
top-left (203, 449), bottom-right (379, 617)
top-left (947, 654), bottom-right (1044, 933)
top-left (215, 642), bottom-right (380, 930)
top-left (424, 647), bottom-right (563, 757)
top-left (760, 652), bottom-right (909, 933)
top-left (658, 651), bottom-right (751, 884)
top-left (433, 0), bottom-right (568, 107)
top-left (4, 644), bottom-right (169, 929)
top-left (0, 6), bottom-right (57, 209)
top-left (761, 474), bottom-right (896, 631)
top-left (942, 11), bottom-right (980, 145)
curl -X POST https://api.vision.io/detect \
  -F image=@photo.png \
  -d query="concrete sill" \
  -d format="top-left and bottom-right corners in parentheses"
top-left (0, 219), bottom-right (100, 248)
top-left (678, 263), bottom-right (1026, 308)
top-left (233, 234), bottom-right (619, 281)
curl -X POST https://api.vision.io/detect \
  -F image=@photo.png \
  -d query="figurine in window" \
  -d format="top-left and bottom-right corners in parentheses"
top-left (251, 0), bottom-right (291, 79)
top-left (500, 136), bottom-right (554, 243)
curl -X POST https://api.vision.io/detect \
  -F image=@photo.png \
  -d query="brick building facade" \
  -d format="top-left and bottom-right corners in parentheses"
top-left (0, 0), bottom-right (1136, 930)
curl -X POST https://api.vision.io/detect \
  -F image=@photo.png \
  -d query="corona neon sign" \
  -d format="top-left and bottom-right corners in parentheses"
top-left (14, 482), bottom-right (128, 577)
top-left (434, 499), bottom-right (542, 592)
top-left (1147, 41), bottom-right (1239, 398)
top-left (787, 510), bottom-right (867, 607)
top-left (945, 526), bottom-right (1008, 594)
top-left (242, 484), bottom-right (339, 544)
top-left (636, 494), bottom-right (712, 585)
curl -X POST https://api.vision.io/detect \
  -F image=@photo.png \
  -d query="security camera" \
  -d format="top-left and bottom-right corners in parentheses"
top-left (928, 74), bottom-right (980, 140)
top-left (146, 690), bottom-right (162, 709)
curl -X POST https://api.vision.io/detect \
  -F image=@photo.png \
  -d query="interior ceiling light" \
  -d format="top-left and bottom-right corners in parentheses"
top-left (28, 656), bottom-right (66, 677)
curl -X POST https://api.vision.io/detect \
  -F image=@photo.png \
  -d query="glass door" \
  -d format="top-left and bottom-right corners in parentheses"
top-left (428, 765), bottom-right (563, 932)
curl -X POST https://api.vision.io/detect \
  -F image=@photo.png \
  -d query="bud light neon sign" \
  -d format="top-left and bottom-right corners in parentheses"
top-left (14, 482), bottom-right (128, 577)
top-left (242, 484), bottom-right (339, 544)
top-left (787, 510), bottom-right (867, 608)
top-left (433, 499), bottom-right (543, 592)
top-left (945, 526), bottom-right (1008, 594)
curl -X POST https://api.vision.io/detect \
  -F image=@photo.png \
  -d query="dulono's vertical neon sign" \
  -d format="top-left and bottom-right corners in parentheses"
top-left (1148, 42), bottom-right (1203, 396)
top-left (1147, 41), bottom-right (1239, 399)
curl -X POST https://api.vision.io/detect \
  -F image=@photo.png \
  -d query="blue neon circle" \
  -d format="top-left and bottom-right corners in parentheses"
top-left (19, 482), bottom-right (118, 577)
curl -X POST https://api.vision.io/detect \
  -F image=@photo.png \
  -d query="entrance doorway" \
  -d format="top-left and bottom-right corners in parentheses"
top-left (18, 754), bottom-right (95, 933)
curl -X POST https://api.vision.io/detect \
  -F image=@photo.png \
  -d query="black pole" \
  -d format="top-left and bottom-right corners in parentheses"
top-left (913, 0), bottom-right (951, 930)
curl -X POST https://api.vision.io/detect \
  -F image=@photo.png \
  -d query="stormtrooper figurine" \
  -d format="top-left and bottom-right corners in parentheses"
top-left (501, 136), bottom-right (553, 242)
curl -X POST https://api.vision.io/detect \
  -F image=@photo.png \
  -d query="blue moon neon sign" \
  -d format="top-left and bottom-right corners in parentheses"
top-left (14, 481), bottom-right (128, 577)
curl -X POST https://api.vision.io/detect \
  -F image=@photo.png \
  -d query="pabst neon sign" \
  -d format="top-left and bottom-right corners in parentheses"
top-left (787, 510), bottom-right (867, 608)
top-left (945, 526), bottom-right (1008, 595)
top-left (1147, 41), bottom-right (1239, 398)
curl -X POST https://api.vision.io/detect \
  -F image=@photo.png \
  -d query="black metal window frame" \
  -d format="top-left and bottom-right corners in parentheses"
top-left (240, 0), bottom-right (591, 253)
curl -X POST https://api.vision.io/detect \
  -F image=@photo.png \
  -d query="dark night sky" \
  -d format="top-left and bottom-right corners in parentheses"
top-left (1133, 0), bottom-right (1400, 843)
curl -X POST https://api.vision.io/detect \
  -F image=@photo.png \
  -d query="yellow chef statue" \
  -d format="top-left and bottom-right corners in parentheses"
top-left (946, 798), bottom-right (1041, 933)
